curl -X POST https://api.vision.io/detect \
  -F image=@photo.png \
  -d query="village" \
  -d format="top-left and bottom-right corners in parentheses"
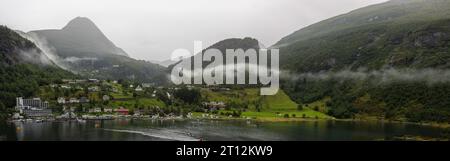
top-left (11, 78), bottom-right (231, 122)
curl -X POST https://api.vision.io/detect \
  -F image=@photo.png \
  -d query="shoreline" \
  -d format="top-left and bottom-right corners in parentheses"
top-left (186, 115), bottom-right (450, 129)
top-left (6, 114), bottom-right (450, 129)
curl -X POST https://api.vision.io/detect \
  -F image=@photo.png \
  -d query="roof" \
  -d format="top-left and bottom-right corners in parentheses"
top-left (115, 108), bottom-right (129, 112)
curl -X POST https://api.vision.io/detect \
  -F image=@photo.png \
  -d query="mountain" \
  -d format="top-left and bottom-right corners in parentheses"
top-left (201, 37), bottom-right (262, 54)
top-left (0, 26), bottom-right (75, 113)
top-left (30, 17), bottom-right (128, 58)
top-left (150, 59), bottom-right (178, 67)
top-left (197, 37), bottom-right (262, 68)
top-left (29, 17), bottom-right (168, 84)
top-left (276, 0), bottom-right (450, 122)
top-left (168, 37), bottom-right (266, 85)
top-left (170, 37), bottom-right (262, 68)
top-left (275, 0), bottom-right (450, 72)
top-left (0, 26), bottom-right (55, 66)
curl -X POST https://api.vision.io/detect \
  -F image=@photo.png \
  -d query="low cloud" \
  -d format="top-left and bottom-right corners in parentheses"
top-left (16, 31), bottom-right (71, 70)
top-left (171, 63), bottom-right (279, 81)
top-left (63, 57), bottom-right (98, 63)
top-left (282, 68), bottom-right (450, 85)
top-left (17, 48), bottom-right (53, 65)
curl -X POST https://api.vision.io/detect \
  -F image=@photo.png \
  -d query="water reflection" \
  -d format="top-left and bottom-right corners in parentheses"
top-left (0, 119), bottom-right (446, 141)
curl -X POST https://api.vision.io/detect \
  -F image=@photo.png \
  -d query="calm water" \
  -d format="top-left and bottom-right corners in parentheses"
top-left (0, 119), bottom-right (447, 141)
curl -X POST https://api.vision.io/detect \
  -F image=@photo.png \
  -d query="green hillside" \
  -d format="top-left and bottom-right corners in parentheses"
top-left (201, 88), bottom-right (331, 120)
top-left (0, 26), bottom-right (76, 120)
top-left (276, 0), bottom-right (450, 122)
top-left (276, 0), bottom-right (450, 72)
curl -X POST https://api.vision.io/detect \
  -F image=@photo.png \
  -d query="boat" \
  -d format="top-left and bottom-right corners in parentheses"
top-left (77, 118), bottom-right (86, 123)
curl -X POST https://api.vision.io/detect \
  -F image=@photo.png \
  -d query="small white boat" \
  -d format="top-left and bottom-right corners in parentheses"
top-left (77, 118), bottom-right (87, 123)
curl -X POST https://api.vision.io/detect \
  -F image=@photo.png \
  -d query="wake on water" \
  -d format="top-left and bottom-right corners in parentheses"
top-left (103, 128), bottom-right (199, 141)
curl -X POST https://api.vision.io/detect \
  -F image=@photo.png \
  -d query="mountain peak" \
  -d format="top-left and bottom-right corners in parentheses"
top-left (31, 17), bottom-right (129, 58)
top-left (62, 17), bottom-right (100, 32)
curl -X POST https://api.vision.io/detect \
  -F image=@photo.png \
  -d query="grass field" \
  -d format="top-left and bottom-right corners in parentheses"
top-left (110, 84), bottom-right (133, 99)
top-left (201, 88), bottom-right (333, 120)
top-left (242, 109), bottom-right (331, 119)
top-left (262, 90), bottom-right (297, 111)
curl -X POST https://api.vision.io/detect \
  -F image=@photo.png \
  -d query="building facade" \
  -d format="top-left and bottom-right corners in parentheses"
top-left (15, 97), bottom-right (52, 118)
top-left (16, 97), bottom-right (49, 110)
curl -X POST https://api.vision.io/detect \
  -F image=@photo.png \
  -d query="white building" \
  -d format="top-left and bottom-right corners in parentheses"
top-left (135, 85), bottom-right (143, 92)
top-left (61, 85), bottom-right (71, 89)
top-left (102, 95), bottom-right (110, 101)
top-left (88, 79), bottom-right (100, 83)
top-left (104, 108), bottom-right (113, 113)
top-left (15, 97), bottom-right (51, 118)
top-left (88, 86), bottom-right (99, 92)
top-left (69, 98), bottom-right (79, 104)
top-left (88, 108), bottom-right (102, 113)
top-left (57, 97), bottom-right (66, 104)
top-left (16, 97), bottom-right (49, 110)
top-left (142, 83), bottom-right (155, 88)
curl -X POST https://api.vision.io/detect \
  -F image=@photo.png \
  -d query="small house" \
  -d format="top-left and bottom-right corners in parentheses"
top-left (88, 86), bottom-right (99, 92)
top-left (79, 97), bottom-right (89, 103)
top-left (115, 107), bottom-right (129, 115)
top-left (88, 79), bottom-right (100, 83)
top-left (102, 95), bottom-right (110, 101)
top-left (135, 85), bottom-right (143, 92)
top-left (57, 97), bottom-right (66, 104)
top-left (69, 98), bottom-right (79, 104)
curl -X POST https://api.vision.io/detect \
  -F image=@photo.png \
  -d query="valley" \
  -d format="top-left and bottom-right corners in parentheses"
top-left (1, 0), bottom-right (450, 141)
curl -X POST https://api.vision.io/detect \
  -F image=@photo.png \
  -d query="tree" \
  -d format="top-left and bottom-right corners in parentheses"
top-left (0, 102), bottom-right (9, 120)
top-left (313, 106), bottom-right (319, 111)
top-left (297, 103), bottom-right (303, 111)
top-left (173, 87), bottom-right (201, 104)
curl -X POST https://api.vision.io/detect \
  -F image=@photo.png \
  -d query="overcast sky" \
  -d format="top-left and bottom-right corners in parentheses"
top-left (0, 0), bottom-right (387, 61)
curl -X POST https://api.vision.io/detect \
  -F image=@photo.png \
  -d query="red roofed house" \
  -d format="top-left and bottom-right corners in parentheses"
top-left (115, 107), bottom-right (129, 115)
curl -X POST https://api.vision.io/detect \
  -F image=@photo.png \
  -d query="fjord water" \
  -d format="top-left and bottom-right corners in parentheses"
top-left (0, 119), bottom-right (445, 141)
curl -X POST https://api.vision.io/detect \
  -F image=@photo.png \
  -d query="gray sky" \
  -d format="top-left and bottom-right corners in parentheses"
top-left (0, 0), bottom-right (387, 61)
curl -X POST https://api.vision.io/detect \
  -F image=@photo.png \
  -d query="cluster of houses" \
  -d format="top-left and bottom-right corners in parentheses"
top-left (61, 78), bottom-right (100, 84)
top-left (132, 83), bottom-right (156, 91)
top-left (59, 78), bottom-right (160, 94)
top-left (57, 97), bottom-right (90, 104)
top-left (86, 107), bottom-right (129, 115)
top-left (202, 101), bottom-right (226, 111)
top-left (53, 78), bottom-right (102, 91)
top-left (57, 95), bottom-right (112, 104)
top-left (57, 85), bottom-right (99, 91)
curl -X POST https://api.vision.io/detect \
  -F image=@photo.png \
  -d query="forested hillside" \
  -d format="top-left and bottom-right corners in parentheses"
top-left (0, 26), bottom-right (75, 120)
top-left (278, 0), bottom-right (450, 122)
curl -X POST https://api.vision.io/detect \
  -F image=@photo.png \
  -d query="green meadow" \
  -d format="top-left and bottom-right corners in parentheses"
top-left (200, 88), bottom-right (333, 120)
